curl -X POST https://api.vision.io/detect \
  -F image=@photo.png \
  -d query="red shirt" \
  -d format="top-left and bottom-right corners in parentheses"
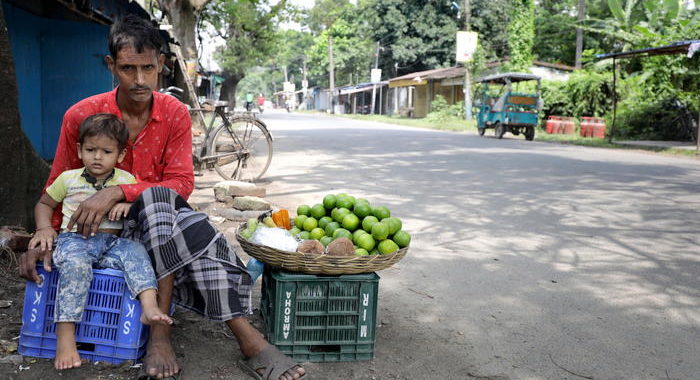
top-left (47, 87), bottom-right (194, 228)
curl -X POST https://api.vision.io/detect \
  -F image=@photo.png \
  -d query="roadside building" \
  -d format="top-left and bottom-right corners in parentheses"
top-left (387, 62), bottom-right (573, 119)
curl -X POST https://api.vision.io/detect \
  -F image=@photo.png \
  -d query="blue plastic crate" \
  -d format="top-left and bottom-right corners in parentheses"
top-left (19, 265), bottom-right (149, 364)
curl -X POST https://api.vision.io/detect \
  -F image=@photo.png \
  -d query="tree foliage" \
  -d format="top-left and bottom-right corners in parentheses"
top-left (365, 0), bottom-right (460, 76)
top-left (202, 0), bottom-right (290, 104)
top-left (506, 0), bottom-right (535, 72)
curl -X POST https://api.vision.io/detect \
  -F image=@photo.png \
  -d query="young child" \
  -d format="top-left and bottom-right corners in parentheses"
top-left (28, 113), bottom-right (172, 370)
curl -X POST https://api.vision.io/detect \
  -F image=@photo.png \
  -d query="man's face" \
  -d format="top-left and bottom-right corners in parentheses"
top-left (107, 45), bottom-right (163, 103)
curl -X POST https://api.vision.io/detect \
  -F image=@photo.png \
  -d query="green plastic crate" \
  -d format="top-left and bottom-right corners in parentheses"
top-left (261, 269), bottom-right (379, 362)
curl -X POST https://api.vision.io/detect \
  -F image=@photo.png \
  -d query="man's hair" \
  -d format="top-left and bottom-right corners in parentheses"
top-left (109, 14), bottom-right (163, 59)
top-left (79, 114), bottom-right (129, 151)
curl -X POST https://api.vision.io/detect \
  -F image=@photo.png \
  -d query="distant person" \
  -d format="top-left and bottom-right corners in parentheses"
top-left (245, 92), bottom-right (254, 111)
top-left (27, 114), bottom-right (173, 371)
top-left (256, 93), bottom-right (265, 113)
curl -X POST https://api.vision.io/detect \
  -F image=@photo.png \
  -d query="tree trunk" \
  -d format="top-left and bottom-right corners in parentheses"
top-left (575, 0), bottom-right (585, 69)
top-left (158, 0), bottom-right (210, 106)
top-left (219, 72), bottom-right (243, 108)
top-left (0, 3), bottom-right (51, 229)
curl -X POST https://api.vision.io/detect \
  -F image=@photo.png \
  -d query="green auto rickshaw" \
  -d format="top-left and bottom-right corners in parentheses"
top-left (476, 73), bottom-right (542, 141)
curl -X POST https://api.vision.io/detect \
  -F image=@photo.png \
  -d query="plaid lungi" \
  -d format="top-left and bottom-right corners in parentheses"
top-left (122, 187), bottom-right (252, 321)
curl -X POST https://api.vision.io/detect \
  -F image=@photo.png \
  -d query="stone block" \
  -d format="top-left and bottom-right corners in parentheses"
top-left (213, 181), bottom-right (266, 199)
top-left (231, 196), bottom-right (271, 211)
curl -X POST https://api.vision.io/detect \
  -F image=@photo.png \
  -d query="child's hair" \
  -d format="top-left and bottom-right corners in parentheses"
top-left (78, 114), bottom-right (129, 150)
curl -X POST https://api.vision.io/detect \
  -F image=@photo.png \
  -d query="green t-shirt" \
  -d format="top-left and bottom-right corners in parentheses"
top-left (246, 93), bottom-right (254, 102)
top-left (46, 167), bottom-right (136, 231)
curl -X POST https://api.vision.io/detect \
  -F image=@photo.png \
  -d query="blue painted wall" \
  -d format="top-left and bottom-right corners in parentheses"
top-left (3, 3), bottom-right (112, 159)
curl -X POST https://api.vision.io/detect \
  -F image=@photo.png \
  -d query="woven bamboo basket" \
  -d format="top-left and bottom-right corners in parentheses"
top-left (235, 223), bottom-right (408, 275)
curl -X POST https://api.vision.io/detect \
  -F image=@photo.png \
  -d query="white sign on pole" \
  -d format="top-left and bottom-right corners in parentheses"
top-left (301, 80), bottom-right (308, 89)
top-left (456, 31), bottom-right (478, 62)
top-left (283, 81), bottom-right (295, 93)
top-left (370, 69), bottom-right (382, 83)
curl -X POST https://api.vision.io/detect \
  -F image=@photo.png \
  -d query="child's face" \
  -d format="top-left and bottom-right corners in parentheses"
top-left (77, 135), bottom-right (126, 179)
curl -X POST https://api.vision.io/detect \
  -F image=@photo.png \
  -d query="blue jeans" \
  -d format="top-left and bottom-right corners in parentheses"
top-left (53, 232), bottom-right (157, 322)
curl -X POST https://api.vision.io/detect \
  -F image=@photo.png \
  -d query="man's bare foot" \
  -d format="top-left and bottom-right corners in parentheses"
top-left (140, 306), bottom-right (173, 326)
top-left (144, 334), bottom-right (179, 379)
top-left (54, 323), bottom-right (82, 370)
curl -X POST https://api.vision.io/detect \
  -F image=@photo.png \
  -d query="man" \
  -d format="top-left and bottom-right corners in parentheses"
top-left (19, 15), bottom-right (305, 380)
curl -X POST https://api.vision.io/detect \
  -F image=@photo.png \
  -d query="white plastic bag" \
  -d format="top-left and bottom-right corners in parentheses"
top-left (251, 226), bottom-right (299, 252)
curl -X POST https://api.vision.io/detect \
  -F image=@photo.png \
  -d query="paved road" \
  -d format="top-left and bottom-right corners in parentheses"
top-left (256, 110), bottom-right (700, 380)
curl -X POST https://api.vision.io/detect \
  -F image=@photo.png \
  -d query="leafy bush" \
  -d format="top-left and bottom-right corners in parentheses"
top-left (540, 68), bottom-right (616, 122)
top-left (427, 95), bottom-right (464, 122)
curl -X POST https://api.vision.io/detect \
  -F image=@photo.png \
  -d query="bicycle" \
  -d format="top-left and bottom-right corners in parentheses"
top-left (189, 99), bottom-right (273, 182)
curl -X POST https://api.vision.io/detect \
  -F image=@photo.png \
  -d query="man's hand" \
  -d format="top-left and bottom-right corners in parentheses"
top-left (19, 247), bottom-right (54, 284)
top-left (67, 186), bottom-right (125, 237)
top-left (109, 202), bottom-right (132, 221)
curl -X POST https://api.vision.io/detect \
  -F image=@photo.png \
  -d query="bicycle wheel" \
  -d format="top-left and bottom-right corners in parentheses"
top-left (210, 116), bottom-right (273, 182)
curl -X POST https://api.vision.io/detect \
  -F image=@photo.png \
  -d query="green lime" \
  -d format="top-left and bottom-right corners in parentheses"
top-left (362, 216), bottom-right (379, 232)
top-left (353, 203), bottom-right (371, 218)
top-left (310, 204), bottom-right (326, 219)
top-left (356, 198), bottom-right (369, 206)
top-left (294, 215), bottom-right (308, 229)
top-left (323, 194), bottom-right (337, 209)
top-left (240, 229), bottom-right (253, 239)
top-left (318, 216), bottom-right (333, 229)
top-left (378, 239), bottom-right (399, 254)
top-left (341, 213), bottom-right (360, 231)
top-left (297, 205), bottom-right (311, 216)
top-left (372, 206), bottom-right (391, 220)
top-left (355, 248), bottom-right (370, 256)
top-left (247, 218), bottom-right (258, 230)
top-left (334, 208), bottom-right (351, 223)
top-left (324, 221), bottom-right (341, 237)
top-left (298, 231), bottom-right (310, 240)
top-left (336, 193), bottom-right (348, 198)
top-left (302, 217), bottom-right (318, 232)
top-left (336, 197), bottom-right (354, 210)
top-left (352, 229), bottom-right (368, 243)
top-left (370, 248), bottom-right (380, 255)
top-left (356, 233), bottom-right (376, 251)
top-left (382, 217), bottom-right (402, 235)
top-left (332, 228), bottom-right (352, 240)
top-left (290, 227), bottom-right (301, 236)
top-left (320, 236), bottom-right (332, 247)
top-left (371, 222), bottom-right (389, 241)
top-left (392, 230), bottom-right (411, 248)
top-left (310, 227), bottom-right (325, 240)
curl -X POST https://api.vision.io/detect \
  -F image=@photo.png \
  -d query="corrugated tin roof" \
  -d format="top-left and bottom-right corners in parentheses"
top-left (389, 66), bottom-right (465, 82)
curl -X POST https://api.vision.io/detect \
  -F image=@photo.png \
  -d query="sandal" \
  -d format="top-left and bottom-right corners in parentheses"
top-left (239, 344), bottom-right (306, 380)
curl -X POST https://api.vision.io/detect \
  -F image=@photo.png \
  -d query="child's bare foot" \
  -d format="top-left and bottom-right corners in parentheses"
top-left (140, 306), bottom-right (173, 326)
top-left (54, 323), bottom-right (82, 370)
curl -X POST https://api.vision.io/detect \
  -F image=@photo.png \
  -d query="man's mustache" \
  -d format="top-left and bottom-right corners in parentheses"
top-left (129, 85), bottom-right (151, 92)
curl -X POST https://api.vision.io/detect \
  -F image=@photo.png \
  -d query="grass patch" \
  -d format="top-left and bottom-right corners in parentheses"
top-left (326, 113), bottom-right (476, 132)
top-left (536, 133), bottom-right (699, 157)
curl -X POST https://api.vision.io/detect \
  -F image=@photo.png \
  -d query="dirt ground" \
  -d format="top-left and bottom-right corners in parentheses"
top-left (0, 175), bottom-right (423, 380)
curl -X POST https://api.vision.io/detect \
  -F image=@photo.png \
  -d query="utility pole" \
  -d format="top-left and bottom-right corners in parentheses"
top-left (329, 36), bottom-right (335, 113)
top-left (575, 0), bottom-right (585, 69)
top-left (371, 41), bottom-right (380, 115)
top-left (463, 0), bottom-right (473, 121)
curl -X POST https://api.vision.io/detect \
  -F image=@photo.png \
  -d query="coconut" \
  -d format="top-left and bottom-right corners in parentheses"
top-left (326, 237), bottom-right (355, 256)
top-left (296, 239), bottom-right (325, 255)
